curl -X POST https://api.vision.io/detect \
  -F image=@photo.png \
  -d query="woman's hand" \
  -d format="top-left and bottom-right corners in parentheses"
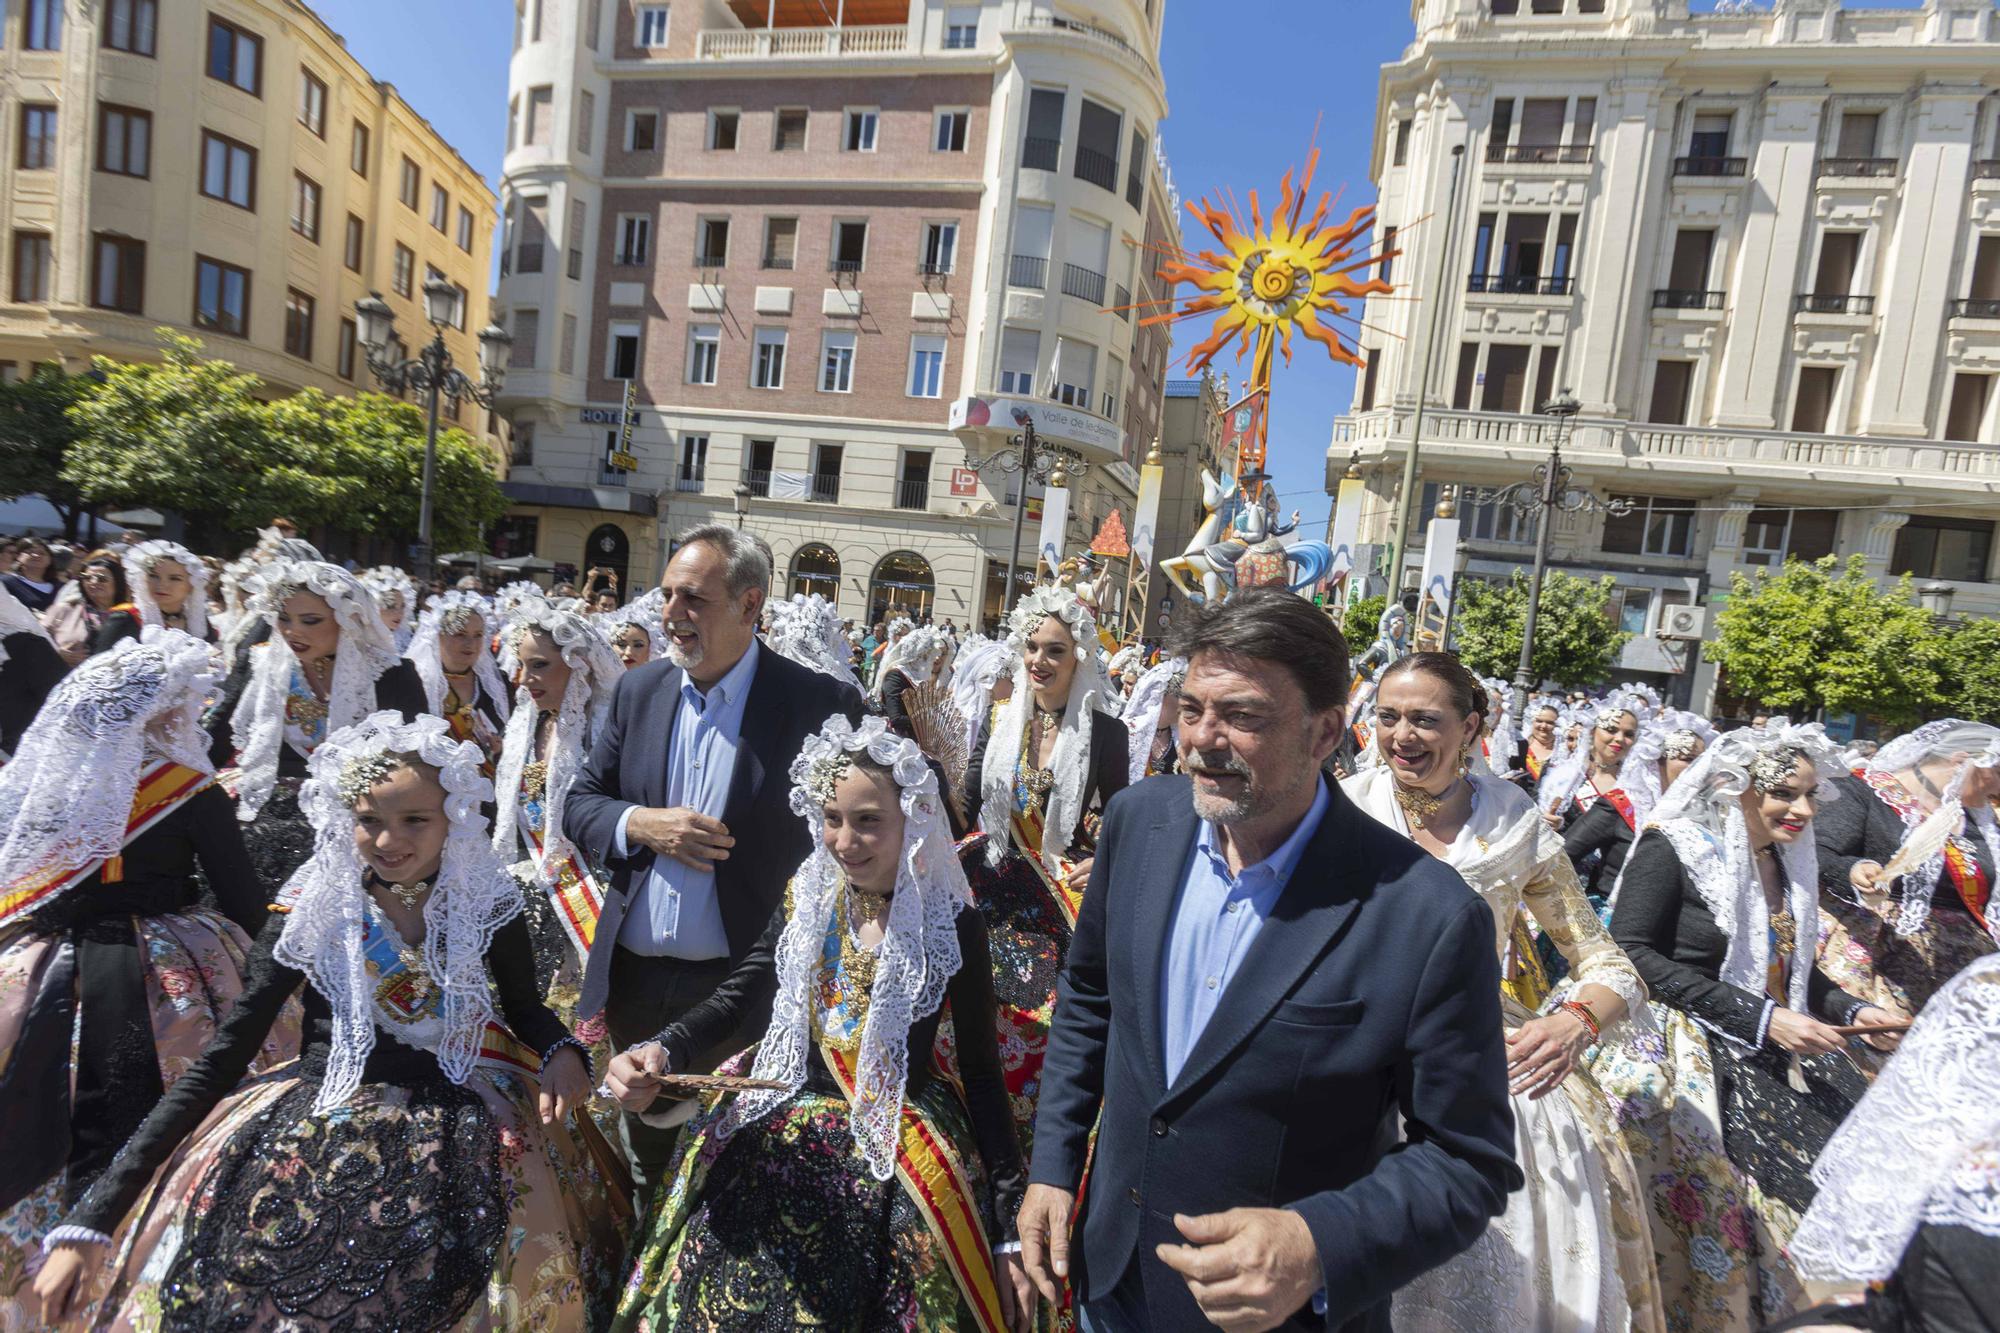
top-left (1852, 1005), bottom-right (1906, 1053)
top-left (1540, 810), bottom-right (1564, 832)
top-left (603, 1042), bottom-right (672, 1113)
top-left (539, 1045), bottom-right (593, 1125)
top-left (995, 1249), bottom-right (1036, 1333)
top-left (1767, 1008), bottom-right (1848, 1057)
top-left (1066, 857), bottom-right (1095, 896)
top-left (1505, 1012), bottom-right (1591, 1099)
top-left (34, 1240), bottom-right (103, 1325)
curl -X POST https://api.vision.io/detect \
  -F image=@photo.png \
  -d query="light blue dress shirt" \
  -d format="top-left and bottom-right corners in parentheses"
top-left (1160, 775), bottom-right (1331, 1085)
top-left (613, 640), bottom-right (759, 961)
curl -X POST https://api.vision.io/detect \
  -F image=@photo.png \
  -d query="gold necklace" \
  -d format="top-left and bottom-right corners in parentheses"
top-left (521, 760), bottom-right (549, 801)
top-left (1392, 778), bottom-right (1456, 830)
top-left (1034, 705), bottom-right (1065, 738)
top-left (837, 877), bottom-right (885, 994)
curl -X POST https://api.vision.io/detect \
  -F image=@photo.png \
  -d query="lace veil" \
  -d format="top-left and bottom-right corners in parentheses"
top-left (122, 540), bottom-right (210, 639)
top-left (873, 624), bottom-right (950, 699)
top-left (765, 592), bottom-right (863, 691)
top-left (274, 712), bottom-right (518, 1113)
top-left (492, 600), bottom-right (621, 875)
top-left (1536, 688), bottom-right (1660, 822)
top-left (718, 715), bottom-right (967, 1180)
top-left (406, 590), bottom-right (511, 724)
top-left (1865, 719), bottom-right (2000, 937)
top-left (358, 566), bottom-right (420, 652)
top-left (1123, 656), bottom-right (1186, 784)
top-left (948, 635), bottom-right (1016, 767)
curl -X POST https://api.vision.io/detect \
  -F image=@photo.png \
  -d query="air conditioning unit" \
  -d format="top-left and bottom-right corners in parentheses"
top-left (1657, 604), bottom-right (1708, 640)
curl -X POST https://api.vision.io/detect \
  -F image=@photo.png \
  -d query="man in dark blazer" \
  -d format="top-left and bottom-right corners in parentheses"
top-left (1020, 591), bottom-right (1520, 1332)
top-left (565, 523), bottom-right (861, 1186)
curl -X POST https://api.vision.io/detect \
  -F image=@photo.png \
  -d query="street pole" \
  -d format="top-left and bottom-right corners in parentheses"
top-left (1000, 421), bottom-right (1037, 602)
top-left (1385, 143), bottom-right (1466, 604)
top-left (416, 333), bottom-right (443, 583)
top-left (1511, 450), bottom-right (1560, 714)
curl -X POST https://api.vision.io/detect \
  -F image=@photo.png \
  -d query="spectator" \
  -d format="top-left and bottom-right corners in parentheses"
top-left (41, 550), bottom-right (129, 665)
top-left (2, 537), bottom-right (59, 613)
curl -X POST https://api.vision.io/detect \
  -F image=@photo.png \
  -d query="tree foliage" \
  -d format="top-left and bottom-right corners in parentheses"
top-left (1705, 556), bottom-right (1942, 727)
top-left (1342, 593), bottom-right (1387, 658)
top-left (1928, 616), bottom-right (2000, 727)
top-left (0, 365), bottom-right (99, 538)
top-left (1451, 569), bottom-right (1629, 689)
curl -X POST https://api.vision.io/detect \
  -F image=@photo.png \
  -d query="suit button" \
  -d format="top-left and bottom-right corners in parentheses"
top-left (1150, 1117), bottom-right (1168, 1138)
top-left (1127, 1187), bottom-right (1143, 1207)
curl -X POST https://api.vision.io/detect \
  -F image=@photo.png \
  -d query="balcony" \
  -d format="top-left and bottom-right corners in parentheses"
top-left (675, 474), bottom-right (704, 493)
top-left (1021, 136), bottom-right (1061, 172)
top-left (1977, 161), bottom-right (2000, 180)
top-left (613, 250), bottom-right (648, 267)
top-left (1467, 273), bottom-right (1574, 296)
top-left (894, 479), bottom-right (929, 510)
top-left (1818, 157), bottom-right (1899, 179)
top-left (744, 468), bottom-right (771, 497)
top-left (1795, 293), bottom-right (1875, 316)
top-left (694, 253), bottom-right (727, 270)
top-left (917, 261), bottom-right (952, 278)
top-left (761, 255), bottom-right (793, 270)
top-left (1009, 253), bottom-right (1047, 290)
top-left (1674, 156), bottom-right (1747, 177)
top-left (1952, 298), bottom-right (2000, 320)
top-left (1061, 263), bottom-right (1106, 304)
top-left (1654, 288), bottom-right (1726, 310)
top-left (694, 24), bottom-right (908, 59)
top-left (1010, 12), bottom-right (1156, 78)
top-left (1074, 145), bottom-right (1118, 192)
top-left (598, 467), bottom-right (629, 487)
top-left (811, 474), bottom-right (841, 503)
top-left (828, 258), bottom-right (862, 276)
top-left (1486, 142), bottom-right (1592, 165)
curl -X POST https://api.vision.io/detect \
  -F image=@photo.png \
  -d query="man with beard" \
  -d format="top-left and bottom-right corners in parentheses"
top-left (1018, 590), bottom-right (1520, 1332)
top-left (566, 523), bottom-right (862, 1187)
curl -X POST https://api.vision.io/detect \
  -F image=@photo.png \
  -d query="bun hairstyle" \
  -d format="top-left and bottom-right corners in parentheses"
top-left (1377, 652), bottom-right (1488, 731)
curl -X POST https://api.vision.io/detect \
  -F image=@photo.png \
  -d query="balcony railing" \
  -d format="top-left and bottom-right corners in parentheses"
top-left (695, 24), bottom-right (909, 59)
top-left (828, 258), bottom-right (863, 275)
top-left (1062, 263), bottom-right (1106, 304)
top-left (1021, 136), bottom-right (1061, 172)
top-left (1654, 288), bottom-right (1726, 310)
top-left (1114, 283), bottom-right (1131, 320)
top-left (1467, 273), bottom-right (1574, 296)
top-left (894, 480), bottom-right (929, 510)
top-left (597, 467), bottom-right (628, 487)
top-left (1796, 292), bottom-right (1875, 315)
top-left (1818, 157), bottom-right (1899, 178)
top-left (1952, 297), bottom-right (2000, 319)
top-left (694, 253), bottom-right (727, 269)
top-left (1487, 142), bottom-right (1592, 165)
top-left (744, 468), bottom-right (771, 497)
top-left (761, 255), bottom-right (793, 270)
top-left (1074, 145), bottom-right (1118, 191)
top-left (1009, 253), bottom-right (1047, 290)
top-left (515, 242), bottom-right (544, 274)
top-left (810, 474), bottom-right (841, 504)
top-left (1976, 160), bottom-right (2000, 180)
top-left (1674, 155), bottom-right (1747, 177)
top-left (918, 261), bottom-right (952, 278)
top-left (675, 474), bottom-right (705, 493)
top-left (613, 250), bottom-right (648, 267)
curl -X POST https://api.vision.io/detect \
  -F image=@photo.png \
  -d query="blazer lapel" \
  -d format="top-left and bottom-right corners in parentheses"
top-left (644, 665), bottom-right (684, 812)
top-left (1159, 784), bottom-right (1370, 1106)
top-left (1134, 797), bottom-right (1201, 1096)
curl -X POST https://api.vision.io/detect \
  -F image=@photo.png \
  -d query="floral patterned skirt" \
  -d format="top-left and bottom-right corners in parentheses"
top-left (64, 1059), bottom-right (624, 1332)
top-left (1815, 895), bottom-right (1995, 1025)
top-left (0, 908), bottom-right (299, 1329)
top-left (1588, 1004), bottom-right (1865, 1333)
top-left (611, 1051), bottom-right (998, 1332)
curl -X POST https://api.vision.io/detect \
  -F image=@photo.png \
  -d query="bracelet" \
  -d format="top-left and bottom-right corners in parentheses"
top-left (541, 1035), bottom-right (593, 1082)
top-left (1559, 1000), bottom-right (1600, 1043)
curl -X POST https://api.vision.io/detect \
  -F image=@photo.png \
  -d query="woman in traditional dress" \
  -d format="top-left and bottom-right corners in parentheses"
top-left (764, 592), bottom-right (864, 694)
top-left (406, 590), bottom-right (510, 772)
top-left (1509, 697), bottom-right (1562, 795)
top-left (1, 586), bottom-right (66, 757)
top-left (93, 541), bottom-right (212, 653)
top-left (1590, 721), bottom-right (1901, 1331)
top-left (1343, 654), bottom-right (1661, 1332)
top-left (359, 565), bottom-right (420, 653)
top-left (1812, 720), bottom-right (2000, 1022)
top-left (1122, 656), bottom-right (1185, 783)
top-left (41, 550), bottom-right (128, 666)
top-left (32, 712), bottom-right (623, 1330)
top-left (1539, 692), bottom-right (1660, 904)
top-left (206, 559), bottom-right (426, 887)
top-left (1656, 712), bottom-right (1715, 791)
top-left (0, 632), bottom-right (298, 1319)
top-left (603, 715), bottom-right (1031, 1332)
top-left (960, 584), bottom-right (1127, 1162)
top-left (1779, 952), bottom-right (2000, 1333)
top-left (873, 624), bottom-right (952, 735)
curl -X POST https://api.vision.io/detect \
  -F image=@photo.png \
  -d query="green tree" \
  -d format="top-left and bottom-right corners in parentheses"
top-left (1705, 555), bottom-right (1943, 726)
top-left (1931, 616), bottom-right (2000, 726)
top-left (1450, 569), bottom-right (1629, 689)
top-left (1343, 593), bottom-right (1387, 658)
top-left (0, 365), bottom-right (100, 540)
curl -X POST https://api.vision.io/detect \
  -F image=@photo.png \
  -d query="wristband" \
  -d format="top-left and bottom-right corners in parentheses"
top-left (1559, 1000), bottom-right (1600, 1043)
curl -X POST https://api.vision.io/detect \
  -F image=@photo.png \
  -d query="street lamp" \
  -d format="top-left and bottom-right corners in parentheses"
top-left (732, 481), bottom-right (753, 530)
top-left (1919, 582), bottom-right (1957, 622)
top-left (1460, 391), bottom-right (1631, 715)
top-left (968, 416), bottom-right (1090, 608)
top-left (356, 279), bottom-right (513, 580)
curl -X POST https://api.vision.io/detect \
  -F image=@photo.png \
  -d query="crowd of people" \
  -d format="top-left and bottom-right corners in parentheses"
top-left (0, 517), bottom-right (1994, 1332)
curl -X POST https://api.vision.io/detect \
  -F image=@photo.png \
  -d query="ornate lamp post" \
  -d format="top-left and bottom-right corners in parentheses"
top-left (969, 417), bottom-right (1090, 606)
top-left (356, 278), bottom-right (512, 580)
top-left (1460, 392), bottom-right (1631, 713)
top-left (732, 480), bottom-right (753, 530)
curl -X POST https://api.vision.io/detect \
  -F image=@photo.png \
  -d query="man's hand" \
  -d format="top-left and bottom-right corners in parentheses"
top-left (1155, 1208), bottom-right (1323, 1333)
top-left (1017, 1183), bottom-right (1075, 1306)
top-left (626, 807), bottom-right (733, 870)
top-left (603, 1042), bottom-right (672, 1113)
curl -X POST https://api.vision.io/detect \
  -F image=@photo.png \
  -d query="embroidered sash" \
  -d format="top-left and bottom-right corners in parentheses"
top-left (1523, 750), bottom-right (1544, 782)
top-left (360, 909), bottom-right (544, 1075)
top-left (1861, 769), bottom-right (1993, 928)
top-left (1011, 806), bottom-right (1082, 929)
top-left (1, 761), bottom-right (211, 926)
top-left (519, 792), bottom-right (605, 955)
top-left (1579, 787), bottom-right (1637, 832)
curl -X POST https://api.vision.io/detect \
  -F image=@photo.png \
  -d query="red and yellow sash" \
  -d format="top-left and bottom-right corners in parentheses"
top-left (1011, 807), bottom-right (1082, 928)
top-left (1862, 770), bottom-right (1992, 927)
top-left (523, 818), bottom-right (604, 956)
top-left (1588, 787), bottom-right (1638, 831)
top-left (478, 1021), bottom-right (542, 1075)
top-left (1523, 749), bottom-right (1544, 782)
top-left (1, 761), bottom-right (211, 926)
top-left (822, 1043), bottom-right (1007, 1333)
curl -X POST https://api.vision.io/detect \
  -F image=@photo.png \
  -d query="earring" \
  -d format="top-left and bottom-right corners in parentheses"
top-left (1456, 742), bottom-right (1472, 778)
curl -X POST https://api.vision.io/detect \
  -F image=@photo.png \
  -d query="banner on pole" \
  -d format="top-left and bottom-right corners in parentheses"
top-left (1415, 512), bottom-right (1461, 651)
top-left (1036, 485), bottom-right (1071, 578)
top-left (1130, 453), bottom-right (1165, 568)
top-left (1324, 473), bottom-right (1365, 611)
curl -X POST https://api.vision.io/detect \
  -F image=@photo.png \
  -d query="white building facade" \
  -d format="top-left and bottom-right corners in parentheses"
top-left (493, 0), bottom-right (1181, 633)
top-left (1334, 0), bottom-right (2000, 713)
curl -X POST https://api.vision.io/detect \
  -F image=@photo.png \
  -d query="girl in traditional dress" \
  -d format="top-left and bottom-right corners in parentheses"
top-left (406, 590), bottom-right (510, 772)
top-left (359, 565), bottom-right (420, 653)
top-left (1539, 691), bottom-right (1661, 903)
top-left (1591, 721), bottom-right (1901, 1331)
top-left (960, 584), bottom-right (1128, 1162)
top-left (603, 715), bottom-right (1030, 1332)
top-left (32, 712), bottom-right (623, 1331)
top-left (93, 542), bottom-right (211, 652)
top-left (206, 559), bottom-right (427, 887)
top-left (0, 585), bottom-right (64, 757)
top-left (0, 631), bottom-right (298, 1319)
top-left (1343, 654), bottom-right (1661, 1333)
top-left (1812, 720), bottom-right (2000, 1022)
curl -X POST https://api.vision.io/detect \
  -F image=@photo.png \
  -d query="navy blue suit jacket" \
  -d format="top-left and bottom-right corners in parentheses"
top-left (1028, 775), bottom-right (1520, 1331)
top-left (562, 646), bottom-right (861, 1018)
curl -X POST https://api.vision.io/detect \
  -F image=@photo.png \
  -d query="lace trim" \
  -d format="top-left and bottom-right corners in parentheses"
top-left (491, 600), bottom-right (619, 879)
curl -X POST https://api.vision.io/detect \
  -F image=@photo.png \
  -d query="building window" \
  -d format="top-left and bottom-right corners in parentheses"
top-left (1648, 360), bottom-right (1694, 425)
top-left (627, 109), bottom-right (658, 152)
top-left (524, 85), bottom-right (553, 146)
top-left (12, 232), bottom-right (51, 303)
top-left (921, 221), bottom-right (957, 275)
top-left (637, 4), bottom-right (670, 47)
top-left (351, 122), bottom-right (370, 175)
top-left (566, 198), bottom-right (585, 278)
top-left (25, 0), bottom-right (61, 50)
top-left (1892, 516), bottom-right (1994, 583)
top-left (820, 330), bottom-right (854, 392)
top-left (199, 132), bottom-right (257, 209)
top-left (774, 108), bottom-right (808, 151)
top-left (206, 16), bottom-right (262, 94)
top-left (338, 316), bottom-right (358, 379)
top-left (743, 439), bottom-right (775, 494)
top-left (91, 234), bottom-right (145, 313)
top-left (708, 109), bottom-right (738, 150)
top-left (606, 321), bottom-right (640, 380)
top-left (696, 216), bottom-right (729, 267)
top-left (615, 214), bottom-right (651, 266)
top-left (290, 172), bottom-right (321, 241)
top-left (762, 217), bottom-right (797, 269)
top-left (944, 6), bottom-right (978, 47)
top-left (1101, 353), bottom-right (1122, 418)
top-left (298, 67), bottom-right (327, 136)
top-left (1393, 117), bottom-right (1412, 166)
top-left (97, 103), bottom-right (151, 177)
top-left (934, 109), bottom-right (969, 152)
top-left (908, 335), bottom-right (945, 398)
top-left (18, 105), bottom-right (56, 170)
top-left (844, 109), bottom-right (879, 152)
top-left (1601, 495), bottom-right (1696, 558)
top-left (399, 156), bottom-right (420, 209)
top-left (509, 308), bottom-right (538, 368)
top-left (686, 324), bottom-right (719, 384)
top-left (1378, 224), bottom-right (1397, 286)
top-left (1946, 372), bottom-right (1996, 443)
top-left (457, 206), bottom-right (475, 253)
top-left (1023, 88), bottom-right (1064, 171)
top-left (103, 0), bottom-right (157, 55)
top-left (752, 328), bottom-right (786, 389)
top-left (832, 220), bottom-right (867, 273)
top-left (193, 255), bottom-right (251, 336)
top-left (811, 443), bottom-right (843, 502)
top-left (284, 288), bottom-right (315, 358)
top-left (998, 326), bottom-right (1039, 394)
top-left (1743, 508), bottom-right (1837, 567)
top-left (1790, 366), bottom-right (1839, 434)
top-left (392, 243), bottom-right (415, 297)
top-left (339, 213), bottom-right (364, 271)
top-left (1074, 98), bottom-right (1122, 192)
top-left (573, 89), bottom-right (595, 154)
top-left (425, 184), bottom-right (446, 232)
top-left (558, 311), bottom-right (578, 375)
